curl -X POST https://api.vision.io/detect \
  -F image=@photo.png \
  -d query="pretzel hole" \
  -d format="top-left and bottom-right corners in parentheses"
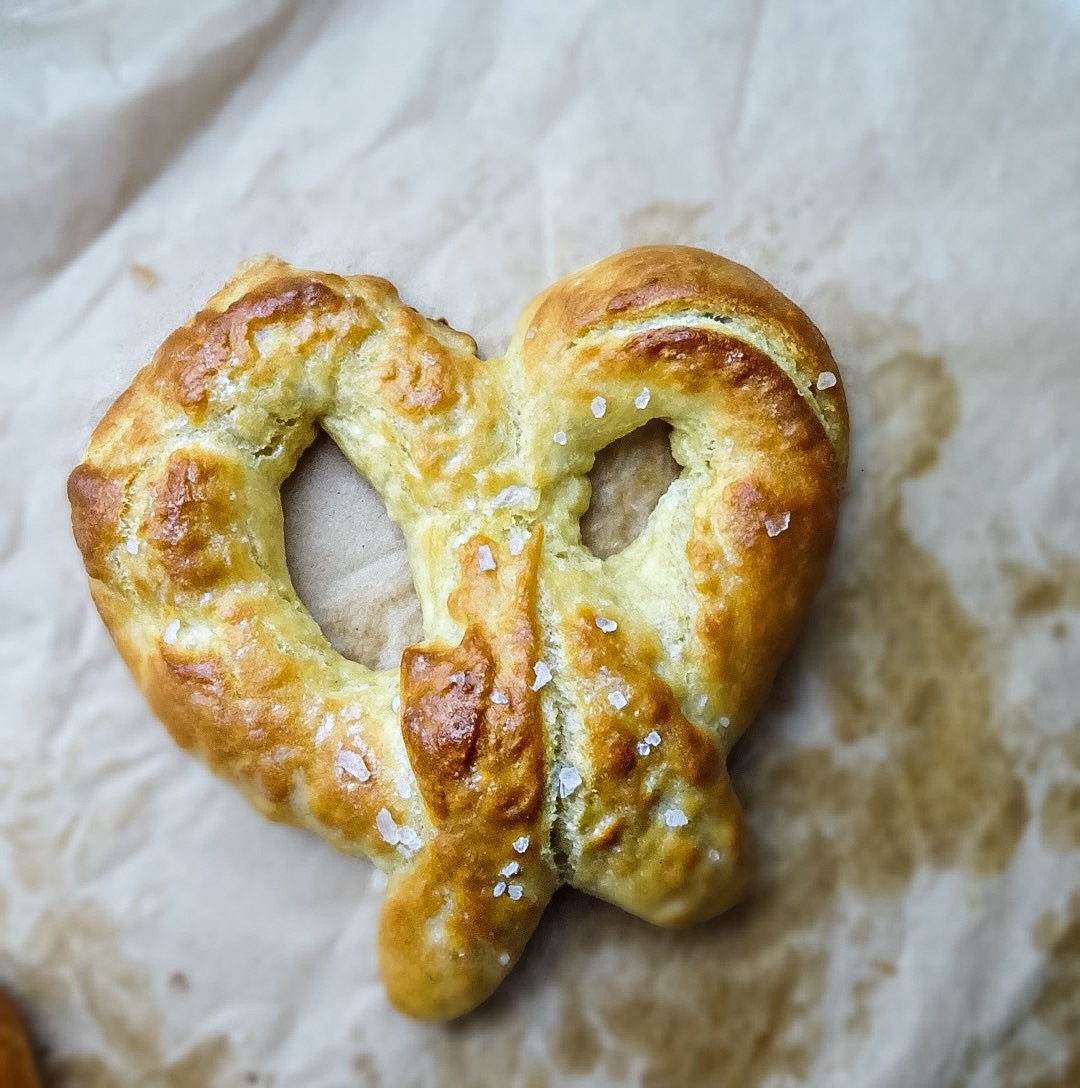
top-left (580, 419), bottom-right (679, 559)
top-left (282, 431), bottom-right (423, 671)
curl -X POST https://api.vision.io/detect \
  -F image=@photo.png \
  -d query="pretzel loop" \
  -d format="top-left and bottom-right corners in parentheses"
top-left (69, 246), bottom-right (847, 1019)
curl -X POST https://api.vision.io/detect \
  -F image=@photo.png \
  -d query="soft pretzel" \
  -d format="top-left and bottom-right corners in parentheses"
top-left (68, 245), bottom-right (847, 1019)
top-left (0, 990), bottom-right (41, 1088)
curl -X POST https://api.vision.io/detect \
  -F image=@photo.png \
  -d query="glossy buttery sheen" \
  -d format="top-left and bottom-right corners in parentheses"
top-left (68, 246), bottom-right (849, 1019)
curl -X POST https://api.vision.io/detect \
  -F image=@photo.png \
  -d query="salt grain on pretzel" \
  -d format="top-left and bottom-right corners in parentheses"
top-left (68, 245), bottom-right (848, 1020)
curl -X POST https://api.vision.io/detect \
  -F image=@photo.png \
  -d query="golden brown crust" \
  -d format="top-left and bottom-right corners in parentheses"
top-left (67, 462), bottom-right (127, 581)
top-left (516, 244), bottom-right (848, 470)
top-left (382, 531), bottom-right (556, 1018)
top-left (562, 607), bottom-right (750, 925)
top-left (0, 991), bottom-right (41, 1088)
top-left (68, 246), bottom-right (848, 1019)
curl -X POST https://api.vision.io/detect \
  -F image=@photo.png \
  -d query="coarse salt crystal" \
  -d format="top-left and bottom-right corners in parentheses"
top-left (512, 835), bottom-right (530, 853)
top-left (507, 884), bottom-right (524, 901)
top-left (557, 766), bottom-right (582, 798)
top-left (764, 511), bottom-right (791, 537)
top-left (664, 808), bottom-right (689, 828)
top-left (817, 371), bottom-right (837, 390)
top-left (315, 714), bottom-right (335, 745)
top-left (719, 716), bottom-right (731, 728)
top-left (500, 861), bottom-right (520, 878)
top-left (492, 485), bottom-right (535, 508)
top-left (635, 387), bottom-right (651, 409)
top-left (376, 808), bottom-right (400, 845)
top-left (449, 670), bottom-right (466, 685)
top-left (491, 691), bottom-right (509, 705)
top-left (636, 741), bottom-right (651, 756)
top-left (595, 616), bottom-right (617, 633)
top-left (463, 497), bottom-right (477, 510)
top-left (125, 538), bottom-right (139, 555)
top-left (493, 881), bottom-right (507, 897)
top-left (163, 619), bottom-right (180, 645)
top-left (525, 327), bottom-right (538, 340)
top-left (553, 431), bottom-right (568, 445)
top-left (336, 749), bottom-right (371, 782)
top-left (396, 777), bottom-right (412, 799)
top-left (591, 396), bottom-right (607, 418)
top-left (697, 694), bottom-right (708, 712)
top-left (398, 825), bottom-right (422, 851)
top-left (608, 691), bottom-right (628, 710)
top-left (708, 849), bottom-right (721, 862)
top-left (644, 730), bottom-right (661, 746)
top-left (531, 661), bottom-right (552, 690)
top-left (508, 527), bottom-right (527, 555)
top-left (498, 952), bottom-right (511, 966)
top-left (477, 544), bottom-right (496, 571)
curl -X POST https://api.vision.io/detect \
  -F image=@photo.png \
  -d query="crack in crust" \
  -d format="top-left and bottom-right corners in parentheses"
top-left (68, 245), bottom-right (848, 1020)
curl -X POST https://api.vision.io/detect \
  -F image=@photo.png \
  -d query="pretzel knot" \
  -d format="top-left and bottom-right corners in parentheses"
top-left (68, 246), bottom-right (848, 1019)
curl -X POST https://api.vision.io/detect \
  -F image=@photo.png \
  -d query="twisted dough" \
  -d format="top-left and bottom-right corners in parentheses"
top-left (68, 246), bottom-right (847, 1019)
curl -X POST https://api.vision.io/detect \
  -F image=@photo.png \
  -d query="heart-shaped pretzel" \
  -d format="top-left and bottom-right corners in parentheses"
top-left (68, 246), bottom-right (847, 1019)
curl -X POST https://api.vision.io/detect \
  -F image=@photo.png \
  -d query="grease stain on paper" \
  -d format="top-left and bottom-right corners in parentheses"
top-left (1002, 550), bottom-right (1080, 620)
top-left (845, 959), bottom-right (897, 1039)
top-left (8, 900), bottom-right (230, 1088)
top-left (352, 1050), bottom-right (382, 1086)
top-left (968, 889), bottom-right (1080, 1088)
top-left (1041, 780), bottom-right (1080, 852)
top-left (800, 348), bottom-right (1029, 890)
top-left (997, 555), bottom-right (1080, 855)
top-left (551, 990), bottom-right (604, 1076)
top-left (404, 1004), bottom-right (553, 1088)
top-left (130, 263), bottom-right (160, 290)
top-left (168, 971), bottom-right (191, 994)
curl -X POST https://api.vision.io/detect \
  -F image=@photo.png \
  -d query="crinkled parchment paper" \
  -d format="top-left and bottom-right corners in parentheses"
top-left (2, 2), bottom-right (1079, 1085)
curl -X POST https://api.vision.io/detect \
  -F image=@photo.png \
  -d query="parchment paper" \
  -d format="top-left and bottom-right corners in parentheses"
top-left (2, 2), bottom-right (1079, 1085)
